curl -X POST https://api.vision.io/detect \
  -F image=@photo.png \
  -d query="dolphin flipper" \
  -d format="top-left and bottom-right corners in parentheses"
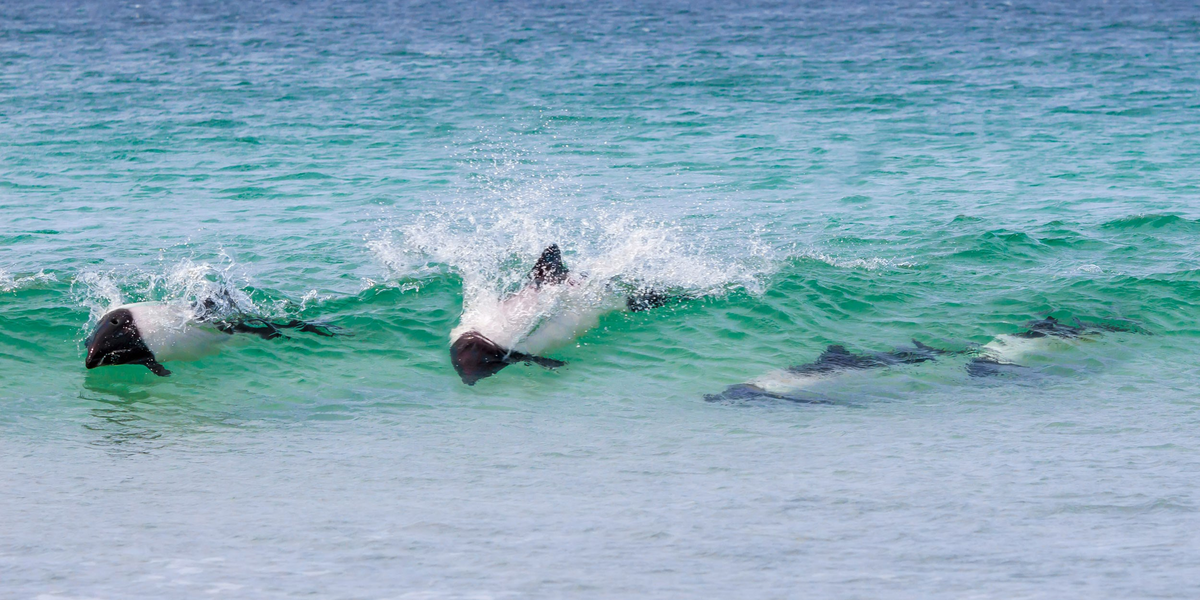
top-left (507, 351), bottom-right (566, 370)
top-left (273, 319), bottom-right (338, 337)
top-left (138, 359), bottom-right (171, 377)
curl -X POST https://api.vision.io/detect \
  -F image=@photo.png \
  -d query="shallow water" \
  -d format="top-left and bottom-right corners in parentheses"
top-left (3, 0), bottom-right (1200, 598)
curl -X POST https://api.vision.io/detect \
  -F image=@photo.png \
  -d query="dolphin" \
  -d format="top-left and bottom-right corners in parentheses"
top-left (705, 316), bottom-right (1141, 402)
top-left (449, 244), bottom-right (681, 385)
top-left (966, 316), bottom-right (1135, 377)
top-left (449, 245), bottom-right (576, 385)
top-left (705, 340), bottom-right (947, 403)
top-left (84, 297), bottom-right (335, 376)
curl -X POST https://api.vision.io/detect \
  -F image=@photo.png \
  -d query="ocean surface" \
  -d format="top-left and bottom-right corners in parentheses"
top-left (3, 0), bottom-right (1200, 597)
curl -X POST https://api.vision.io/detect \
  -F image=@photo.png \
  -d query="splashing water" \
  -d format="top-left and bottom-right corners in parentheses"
top-left (73, 256), bottom-right (263, 332)
top-left (6, 1), bottom-right (1200, 598)
top-left (370, 158), bottom-right (774, 352)
top-left (0, 269), bottom-right (56, 293)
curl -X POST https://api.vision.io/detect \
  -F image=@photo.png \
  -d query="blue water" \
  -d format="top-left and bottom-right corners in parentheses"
top-left (3, 1), bottom-right (1200, 597)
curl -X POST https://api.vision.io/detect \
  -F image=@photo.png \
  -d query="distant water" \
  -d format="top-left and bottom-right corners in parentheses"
top-left (3, 1), bottom-right (1200, 597)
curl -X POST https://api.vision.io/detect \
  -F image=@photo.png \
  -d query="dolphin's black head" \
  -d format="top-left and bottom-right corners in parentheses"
top-left (85, 308), bottom-right (157, 371)
top-left (450, 332), bottom-right (512, 385)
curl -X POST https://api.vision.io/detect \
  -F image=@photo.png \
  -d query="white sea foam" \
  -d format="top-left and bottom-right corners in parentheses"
top-left (74, 256), bottom-right (259, 326)
top-left (370, 161), bottom-right (774, 350)
top-left (0, 269), bottom-right (57, 293)
top-left (796, 247), bottom-right (916, 271)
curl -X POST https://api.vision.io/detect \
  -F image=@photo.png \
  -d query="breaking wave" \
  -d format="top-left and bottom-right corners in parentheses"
top-left (368, 162), bottom-right (775, 311)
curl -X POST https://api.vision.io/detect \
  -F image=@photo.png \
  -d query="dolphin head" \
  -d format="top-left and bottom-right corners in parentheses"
top-left (449, 332), bottom-right (511, 385)
top-left (85, 308), bottom-right (159, 372)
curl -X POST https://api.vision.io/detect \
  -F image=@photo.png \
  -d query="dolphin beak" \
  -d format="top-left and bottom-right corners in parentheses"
top-left (85, 343), bottom-right (103, 369)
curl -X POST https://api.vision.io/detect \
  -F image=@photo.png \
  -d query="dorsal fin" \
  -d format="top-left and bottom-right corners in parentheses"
top-left (912, 339), bottom-right (949, 354)
top-left (530, 244), bottom-right (569, 286)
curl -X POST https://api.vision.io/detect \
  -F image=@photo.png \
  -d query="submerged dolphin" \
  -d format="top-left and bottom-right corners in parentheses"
top-left (966, 316), bottom-right (1134, 377)
top-left (85, 297), bottom-right (335, 376)
top-left (707, 316), bottom-right (1141, 402)
top-left (705, 341), bottom-right (947, 403)
top-left (449, 244), bottom-right (678, 385)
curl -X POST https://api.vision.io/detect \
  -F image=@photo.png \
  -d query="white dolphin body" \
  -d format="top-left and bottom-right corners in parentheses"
top-left (86, 298), bottom-right (332, 376)
top-left (448, 244), bottom-right (663, 385)
top-left (745, 369), bottom-right (838, 396)
top-left (977, 333), bottom-right (1076, 365)
top-left (118, 301), bottom-right (230, 363)
top-left (451, 274), bottom-right (617, 357)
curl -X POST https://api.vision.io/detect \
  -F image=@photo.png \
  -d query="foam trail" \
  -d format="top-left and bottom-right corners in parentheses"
top-left (73, 257), bottom-right (262, 330)
top-left (370, 168), bottom-right (774, 354)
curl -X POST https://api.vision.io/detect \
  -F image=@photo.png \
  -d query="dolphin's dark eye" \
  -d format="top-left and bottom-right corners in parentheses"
top-left (110, 318), bottom-right (119, 325)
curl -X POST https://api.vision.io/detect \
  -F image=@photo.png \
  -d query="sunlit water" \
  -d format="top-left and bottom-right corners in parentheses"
top-left (3, 1), bottom-right (1200, 598)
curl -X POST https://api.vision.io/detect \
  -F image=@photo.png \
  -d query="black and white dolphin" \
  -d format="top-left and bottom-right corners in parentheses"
top-left (966, 316), bottom-right (1135, 377)
top-left (706, 316), bottom-right (1142, 401)
top-left (705, 341), bottom-right (947, 403)
top-left (85, 299), bottom-right (334, 376)
top-left (449, 244), bottom-right (676, 385)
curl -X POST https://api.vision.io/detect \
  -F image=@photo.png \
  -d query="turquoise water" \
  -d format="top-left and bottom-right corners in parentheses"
top-left (4, 1), bottom-right (1200, 597)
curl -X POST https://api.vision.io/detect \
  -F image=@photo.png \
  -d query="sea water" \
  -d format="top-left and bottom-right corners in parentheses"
top-left (2, 1), bottom-right (1200, 597)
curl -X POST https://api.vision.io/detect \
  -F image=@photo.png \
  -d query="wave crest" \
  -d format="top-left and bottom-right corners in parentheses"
top-left (73, 255), bottom-right (260, 324)
top-left (0, 269), bottom-right (57, 293)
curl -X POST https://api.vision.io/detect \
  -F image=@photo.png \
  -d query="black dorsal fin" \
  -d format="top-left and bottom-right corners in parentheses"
top-left (530, 244), bottom-right (569, 286)
top-left (912, 339), bottom-right (952, 354)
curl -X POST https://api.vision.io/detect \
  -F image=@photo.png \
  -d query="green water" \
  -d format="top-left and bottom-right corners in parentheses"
top-left (3, 1), bottom-right (1200, 598)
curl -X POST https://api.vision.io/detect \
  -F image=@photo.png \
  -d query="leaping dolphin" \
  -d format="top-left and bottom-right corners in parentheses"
top-left (449, 244), bottom-right (680, 385)
top-left (84, 295), bottom-right (336, 376)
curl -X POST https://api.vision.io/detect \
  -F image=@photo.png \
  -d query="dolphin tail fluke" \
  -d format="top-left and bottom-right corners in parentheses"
top-left (218, 318), bottom-right (343, 340)
top-left (274, 319), bottom-right (340, 337)
top-left (1073, 318), bottom-right (1145, 335)
top-left (216, 319), bottom-right (287, 340)
top-left (530, 244), bottom-right (569, 286)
